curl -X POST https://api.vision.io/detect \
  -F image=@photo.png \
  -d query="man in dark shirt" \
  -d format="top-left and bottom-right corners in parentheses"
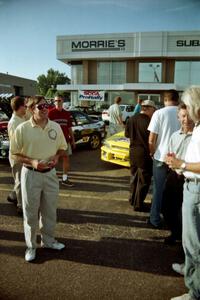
top-left (125, 100), bottom-right (156, 211)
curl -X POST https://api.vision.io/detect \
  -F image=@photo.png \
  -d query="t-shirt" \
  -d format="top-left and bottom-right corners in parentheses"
top-left (48, 108), bottom-right (72, 143)
top-left (184, 125), bottom-right (200, 179)
top-left (148, 106), bottom-right (180, 162)
top-left (108, 104), bottom-right (122, 124)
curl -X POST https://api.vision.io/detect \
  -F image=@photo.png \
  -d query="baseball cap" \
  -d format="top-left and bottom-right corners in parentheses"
top-left (141, 100), bottom-right (156, 109)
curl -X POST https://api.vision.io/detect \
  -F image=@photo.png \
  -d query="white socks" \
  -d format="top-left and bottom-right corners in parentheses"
top-left (63, 174), bottom-right (68, 181)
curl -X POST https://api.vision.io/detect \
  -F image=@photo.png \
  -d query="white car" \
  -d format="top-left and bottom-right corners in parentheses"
top-left (102, 104), bottom-right (135, 124)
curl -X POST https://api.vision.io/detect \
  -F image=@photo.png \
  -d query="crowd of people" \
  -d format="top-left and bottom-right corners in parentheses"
top-left (6, 86), bottom-right (200, 300)
top-left (107, 87), bottom-right (200, 300)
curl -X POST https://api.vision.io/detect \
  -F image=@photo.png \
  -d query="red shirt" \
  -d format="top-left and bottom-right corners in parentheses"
top-left (48, 108), bottom-right (72, 143)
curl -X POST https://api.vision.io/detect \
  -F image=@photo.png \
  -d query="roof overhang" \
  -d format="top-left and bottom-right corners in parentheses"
top-left (57, 83), bottom-right (183, 91)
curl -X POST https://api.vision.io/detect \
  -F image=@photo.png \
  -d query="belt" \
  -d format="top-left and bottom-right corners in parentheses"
top-left (186, 178), bottom-right (200, 184)
top-left (24, 166), bottom-right (53, 173)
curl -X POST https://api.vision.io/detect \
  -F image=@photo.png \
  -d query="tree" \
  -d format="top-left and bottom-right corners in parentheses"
top-left (37, 68), bottom-right (70, 96)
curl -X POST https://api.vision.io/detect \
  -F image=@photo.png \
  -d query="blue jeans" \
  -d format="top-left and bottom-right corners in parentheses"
top-left (150, 159), bottom-right (168, 226)
top-left (182, 180), bottom-right (200, 300)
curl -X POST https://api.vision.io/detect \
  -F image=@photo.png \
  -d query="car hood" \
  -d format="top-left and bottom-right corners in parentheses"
top-left (104, 131), bottom-right (130, 148)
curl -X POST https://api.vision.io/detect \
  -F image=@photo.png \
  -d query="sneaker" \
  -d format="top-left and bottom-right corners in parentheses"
top-left (42, 241), bottom-right (65, 250)
top-left (25, 248), bottom-right (36, 262)
top-left (62, 179), bottom-right (74, 187)
top-left (172, 263), bottom-right (185, 276)
top-left (171, 293), bottom-right (194, 300)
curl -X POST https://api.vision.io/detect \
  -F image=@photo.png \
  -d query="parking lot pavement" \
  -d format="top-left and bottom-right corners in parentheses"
top-left (0, 149), bottom-right (186, 300)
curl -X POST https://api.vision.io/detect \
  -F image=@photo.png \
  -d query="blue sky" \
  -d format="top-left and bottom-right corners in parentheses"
top-left (0, 0), bottom-right (199, 81)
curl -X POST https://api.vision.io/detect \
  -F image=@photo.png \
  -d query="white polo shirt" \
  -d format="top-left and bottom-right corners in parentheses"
top-left (184, 125), bottom-right (200, 179)
top-left (148, 106), bottom-right (180, 162)
top-left (8, 113), bottom-right (26, 167)
top-left (10, 117), bottom-right (67, 161)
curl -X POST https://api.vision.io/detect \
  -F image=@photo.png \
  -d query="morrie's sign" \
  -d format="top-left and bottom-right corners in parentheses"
top-left (72, 39), bottom-right (126, 52)
top-left (78, 90), bottom-right (105, 101)
top-left (176, 39), bottom-right (200, 47)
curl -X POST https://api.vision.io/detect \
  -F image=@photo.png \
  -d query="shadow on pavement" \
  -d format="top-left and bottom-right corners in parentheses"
top-left (0, 232), bottom-right (183, 277)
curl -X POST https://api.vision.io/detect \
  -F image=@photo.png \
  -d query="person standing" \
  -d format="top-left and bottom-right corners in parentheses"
top-left (162, 103), bottom-right (194, 245)
top-left (132, 98), bottom-right (143, 116)
top-left (167, 86), bottom-right (200, 300)
top-left (10, 96), bottom-right (67, 262)
top-left (125, 100), bottom-right (156, 211)
top-left (148, 89), bottom-right (180, 228)
top-left (48, 95), bottom-right (75, 187)
top-left (7, 96), bottom-right (27, 216)
top-left (108, 96), bottom-right (124, 136)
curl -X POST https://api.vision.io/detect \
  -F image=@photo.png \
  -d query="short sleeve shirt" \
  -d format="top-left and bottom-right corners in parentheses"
top-left (148, 106), bottom-right (180, 162)
top-left (10, 117), bottom-right (67, 161)
top-left (108, 104), bottom-right (122, 124)
top-left (48, 108), bottom-right (72, 142)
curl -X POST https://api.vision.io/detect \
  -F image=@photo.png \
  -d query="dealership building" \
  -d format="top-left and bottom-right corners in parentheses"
top-left (0, 72), bottom-right (37, 98)
top-left (56, 30), bottom-right (200, 107)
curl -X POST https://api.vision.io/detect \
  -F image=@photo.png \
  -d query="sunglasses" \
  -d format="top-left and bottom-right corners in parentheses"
top-left (54, 99), bottom-right (62, 102)
top-left (36, 103), bottom-right (49, 110)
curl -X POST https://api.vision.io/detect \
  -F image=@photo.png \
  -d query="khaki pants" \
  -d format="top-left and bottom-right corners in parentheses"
top-left (12, 163), bottom-right (22, 208)
top-left (21, 166), bottom-right (59, 249)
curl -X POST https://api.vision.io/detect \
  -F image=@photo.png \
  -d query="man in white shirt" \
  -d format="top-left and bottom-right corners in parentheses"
top-left (167, 86), bottom-right (200, 300)
top-left (148, 89), bottom-right (180, 228)
top-left (7, 96), bottom-right (27, 215)
top-left (108, 96), bottom-right (124, 136)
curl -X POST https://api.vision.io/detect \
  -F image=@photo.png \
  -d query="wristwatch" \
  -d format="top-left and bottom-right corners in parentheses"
top-left (180, 162), bottom-right (187, 171)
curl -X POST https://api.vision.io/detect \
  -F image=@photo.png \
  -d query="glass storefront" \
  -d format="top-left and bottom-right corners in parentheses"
top-left (97, 62), bottom-right (126, 84)
top-left (139, 62), bottom-right (162, 83)
top-left (175, 61), bottom-right (200, 86)
top-left (71, 64), bottom-right (83, 84)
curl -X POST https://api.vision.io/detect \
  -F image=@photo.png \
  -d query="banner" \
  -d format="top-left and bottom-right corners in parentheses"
top-left (78, 90), bottom-right (105, 101)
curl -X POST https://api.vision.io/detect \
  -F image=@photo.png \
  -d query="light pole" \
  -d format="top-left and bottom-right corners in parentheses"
top-left (149, 64), bottom-right (160, 82)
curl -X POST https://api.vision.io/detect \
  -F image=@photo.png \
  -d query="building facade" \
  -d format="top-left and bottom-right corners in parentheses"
top-left (0, 73), bottom-right (37, 98)
top-left (56, 30), bottom-right (200, 108)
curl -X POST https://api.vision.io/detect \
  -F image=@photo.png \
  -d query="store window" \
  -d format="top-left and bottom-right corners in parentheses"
top-left (71, 64), bottom-right (83, 84)
top-left (139, 63), bottom-right (162, 83)
top-left (175, 61), bottom-right (200, 86)
top-left (97, 62), bottom-right (126, 84)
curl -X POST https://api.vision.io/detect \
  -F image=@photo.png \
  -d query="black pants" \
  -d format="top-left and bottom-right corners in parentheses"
top-left (162, 170), bottom-right (184, 239)
top-left (129, 165), bottom-right (152, 211)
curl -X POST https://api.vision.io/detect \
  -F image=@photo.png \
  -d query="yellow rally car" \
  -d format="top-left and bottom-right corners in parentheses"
top-left (101, 131), bottom-right (130, 167)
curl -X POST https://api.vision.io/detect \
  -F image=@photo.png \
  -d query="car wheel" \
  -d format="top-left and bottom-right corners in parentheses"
top-left (89, 133), bottom-right (101, 150)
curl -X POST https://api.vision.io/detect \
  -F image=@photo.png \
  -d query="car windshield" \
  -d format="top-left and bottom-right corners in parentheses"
top-left (73, 112), bottom-right (91, 125)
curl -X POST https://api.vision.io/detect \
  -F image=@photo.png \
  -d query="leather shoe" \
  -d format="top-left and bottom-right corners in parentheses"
top-left (17, 207), bottom-right (23, 217)
top-left (146, 218), bottom-right (162, 229)
top-left (7, 195), bottom-right (17, 205)
top-left (25, 248), bottom-right (36, 262)
top-left (164, 235), bottom-right (176, 245)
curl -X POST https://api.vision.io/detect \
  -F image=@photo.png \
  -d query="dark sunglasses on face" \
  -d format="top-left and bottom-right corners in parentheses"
top-left (54, 99), bottom-right (62, 102)
top-left (36, 103), bottom-right (49, 110)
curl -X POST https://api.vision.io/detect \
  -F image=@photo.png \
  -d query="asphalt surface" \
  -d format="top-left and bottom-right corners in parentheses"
top-left (0, 148), bottom-right (187, 300)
